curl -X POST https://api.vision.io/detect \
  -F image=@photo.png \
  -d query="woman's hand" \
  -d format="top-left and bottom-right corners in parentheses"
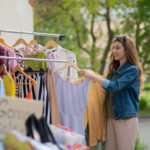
top-left (79, 69), bottom-right (105, 83)
top-left (79, 69), bottom-right (97, 79)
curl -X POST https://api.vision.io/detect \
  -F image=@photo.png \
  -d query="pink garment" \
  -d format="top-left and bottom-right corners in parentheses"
top-left (7, 50), bottom-right (17, 71)
top-left (15, 46), bottom-right (33, 55)
top-left (0, 43), bottom-right (17, 72)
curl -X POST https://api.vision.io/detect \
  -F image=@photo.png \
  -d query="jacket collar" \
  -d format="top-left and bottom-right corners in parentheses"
top-left (114, 60), bottom-right (131, 75)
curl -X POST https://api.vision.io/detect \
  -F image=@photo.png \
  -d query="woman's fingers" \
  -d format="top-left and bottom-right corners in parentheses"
top-left (79, 69), bottom-right (96, 79)
top-left (79, 69), bottom-right (86, 75)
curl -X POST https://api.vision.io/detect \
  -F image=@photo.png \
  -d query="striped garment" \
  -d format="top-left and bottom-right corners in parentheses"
top-left (15, 72), bottom-right (50, 124)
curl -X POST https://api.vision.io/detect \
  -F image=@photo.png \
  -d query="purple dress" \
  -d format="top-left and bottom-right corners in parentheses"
top-left (55, 72), bottom-right (91, 136)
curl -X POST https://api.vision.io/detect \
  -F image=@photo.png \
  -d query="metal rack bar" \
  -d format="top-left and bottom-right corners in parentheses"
top-left (0, 29), bottom-right (65, 40)
top-left (0, 56), bottom-right (69, 63)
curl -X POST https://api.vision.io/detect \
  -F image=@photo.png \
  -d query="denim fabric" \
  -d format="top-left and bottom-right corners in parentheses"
top-left (102, 61), bottom-right (140, 119)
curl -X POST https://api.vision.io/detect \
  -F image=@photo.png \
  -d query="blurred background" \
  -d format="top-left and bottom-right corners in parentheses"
top-left (0, 0), bottom-right (150, 149)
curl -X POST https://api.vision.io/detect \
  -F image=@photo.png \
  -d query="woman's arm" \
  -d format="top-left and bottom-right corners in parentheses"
top-left (79, 66), bottom-right (139, 92)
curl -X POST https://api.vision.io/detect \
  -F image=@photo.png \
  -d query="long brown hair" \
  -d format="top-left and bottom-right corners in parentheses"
top-left (107, 36), bottom-right (144, 89)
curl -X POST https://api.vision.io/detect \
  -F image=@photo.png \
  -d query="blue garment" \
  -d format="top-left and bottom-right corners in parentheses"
top-left (55, 72), bottom-right (91, 136)
top-left (102, 61), bottom-right (139, 119)
top-left (0, 141), bottom-right (4, 150)
top-left (0, 78), bottom-right (5, 96)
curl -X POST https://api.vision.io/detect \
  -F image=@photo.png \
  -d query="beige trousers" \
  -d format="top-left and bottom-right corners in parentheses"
top-left (105, 117), bottom-right (139, 150)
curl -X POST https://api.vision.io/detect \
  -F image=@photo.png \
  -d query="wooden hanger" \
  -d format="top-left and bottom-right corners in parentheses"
top-left (0, 64), bottom-right (8, 75)
top-left (28, 39), bottom-right (39, 55)
top-left (58, 62), bottom-right (86, 82)
top-left (59, 62), bottom-right (86, 82)
top-left (16, 82), bottom-right (31, 85)
top-left (44, 40), bottom-right (58, 49)
top-left (12, 38), bottom-right (39, 54)
top-left (12, 65), bottom-right (37, 85)
top-left (12, 38), bottom-right (28, 47)
top-left (28, 39), bottom-right (38, 47)
top-left (0, 38), bottom-right (12, 48)
top-left (59, 61), bottom-right (81, 72)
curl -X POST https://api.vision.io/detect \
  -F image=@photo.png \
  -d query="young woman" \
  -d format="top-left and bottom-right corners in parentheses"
top-left (79, 36), bottom-right (143, 150)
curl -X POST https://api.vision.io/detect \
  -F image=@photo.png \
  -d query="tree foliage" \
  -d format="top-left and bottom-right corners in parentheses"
top-left (34, 0), bottom-right (150, 74)
top-left (121, 0), bottom-right (150, 73)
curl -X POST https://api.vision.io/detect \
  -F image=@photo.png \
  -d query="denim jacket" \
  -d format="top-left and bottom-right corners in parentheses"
top-left (102, 61), bottom-right (140, 119)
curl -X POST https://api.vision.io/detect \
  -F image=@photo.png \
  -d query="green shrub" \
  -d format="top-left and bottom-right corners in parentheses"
top-left (144, 83), bottom-right (150, 91)
top-left (135, 137), bottom-right (148, 150)
top-left (139, 97), bottom-right (148, 110)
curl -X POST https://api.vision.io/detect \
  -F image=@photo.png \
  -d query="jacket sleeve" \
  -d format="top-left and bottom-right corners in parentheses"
top-left (102, 66), bottom-right (139, 92)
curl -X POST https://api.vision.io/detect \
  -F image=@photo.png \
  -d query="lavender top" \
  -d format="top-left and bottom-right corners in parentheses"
top-left (55, 72), bottom-right (91, 136)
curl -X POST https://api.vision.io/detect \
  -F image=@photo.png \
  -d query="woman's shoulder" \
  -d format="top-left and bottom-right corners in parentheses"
top-left (124, 64), bottom-right (139, 77)
top-left (118, 62), bottom-right (139, 76)
top-left (126, 63), bottom-right (138, 70)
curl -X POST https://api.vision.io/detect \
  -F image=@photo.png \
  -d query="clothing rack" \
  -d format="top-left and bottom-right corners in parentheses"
top-left (0, 56), bottom-right (69, 63)
top-left (0, 29), bottom-right (68, 63)
top-left (0, 29), bottom-right (65, 41)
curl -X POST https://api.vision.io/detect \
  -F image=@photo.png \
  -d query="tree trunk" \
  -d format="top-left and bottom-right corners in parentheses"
top-left (135, 21), bottom-right (140, 53)
top-left (99, 1), bottom-right (113, 74)
top-left (90, 13), bottom-right (97, 70)
top-left (90, 49), bottom-right (97, 70)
